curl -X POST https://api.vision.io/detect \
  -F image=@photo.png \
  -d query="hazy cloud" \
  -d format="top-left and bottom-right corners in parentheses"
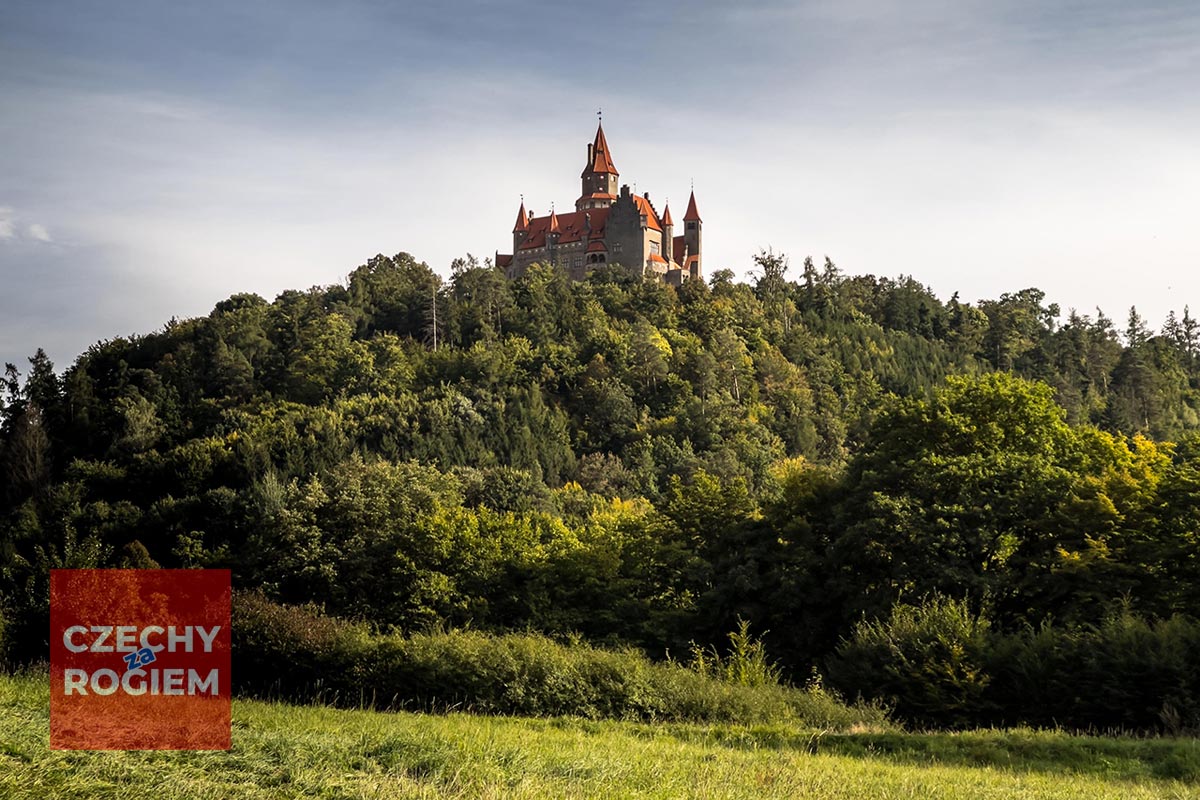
top-left (2, 0), bottom-right (1199, 369)
top-left (0, 206), bottom-right (14, 240)
top-left (0, 206), bottom-right (53, 244)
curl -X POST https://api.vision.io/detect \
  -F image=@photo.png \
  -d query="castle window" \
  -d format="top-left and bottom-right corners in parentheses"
top-left (650, 241), bottom-right (660, 255)
top-left (687, 222), bottom-right (697, 230)
top-left (613, 242), bottom-right (623, 253)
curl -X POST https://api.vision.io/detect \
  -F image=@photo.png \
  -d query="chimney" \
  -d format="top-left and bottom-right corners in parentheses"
top-left (643, 192), bottom-right (650, 200)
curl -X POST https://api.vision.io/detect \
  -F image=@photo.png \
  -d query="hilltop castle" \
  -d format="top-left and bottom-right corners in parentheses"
top-left (496, 123), bottom-right (702, 284)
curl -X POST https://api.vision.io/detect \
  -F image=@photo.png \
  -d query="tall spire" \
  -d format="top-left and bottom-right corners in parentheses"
top-left (584, 122), bottom-right (618, 176)
top-left (512, 199), bottom-right (529, 232)
top-left (683, 190), bottom-right (702, 222)
top-left (660, 202), bottom-right (674, 226)
top-left (548, 207), bottom-right (560, 232)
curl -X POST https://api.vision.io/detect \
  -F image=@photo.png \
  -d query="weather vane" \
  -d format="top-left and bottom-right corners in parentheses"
top-left (597, 108), bottom-right (602, 122)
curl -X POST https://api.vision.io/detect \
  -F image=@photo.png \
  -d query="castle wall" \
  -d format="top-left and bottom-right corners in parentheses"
top-left (510, 239), bottom-right (592, 278)
top-left (605, 187), bottom-right (667, 277)
top-left (578, 171), bottom-right (618, 209)
top-left (683, 219), bottom-right (702, 276)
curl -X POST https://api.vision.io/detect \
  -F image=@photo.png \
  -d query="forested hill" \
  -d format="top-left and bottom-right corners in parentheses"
top-left (10, 251), bottom-right (1198, 487)
top-left (4, 251), bottom-right (1200, 729)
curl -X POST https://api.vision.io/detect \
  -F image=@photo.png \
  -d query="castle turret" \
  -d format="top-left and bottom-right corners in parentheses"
top-left (512, 199), bottom-right (529, 253)
top-left (547, 207), bottom-right (561, 264)
top-left (660, 202), bottom-right (674, 268)
top-left (683, 190), bottom-right (702, 277)
top-left (576, 122), bottom-right (619, 211)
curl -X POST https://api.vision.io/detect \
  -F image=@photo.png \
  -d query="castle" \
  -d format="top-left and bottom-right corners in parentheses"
top-left (496, 122), bottom-right (702, 284)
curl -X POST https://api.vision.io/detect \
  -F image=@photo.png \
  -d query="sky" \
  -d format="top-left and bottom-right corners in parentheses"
top-left (2, 0), bottom-right (1199, 371)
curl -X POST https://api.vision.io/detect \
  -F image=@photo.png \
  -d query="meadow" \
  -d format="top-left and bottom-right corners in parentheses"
top-left (4, 671), bottom-right (1200, 799)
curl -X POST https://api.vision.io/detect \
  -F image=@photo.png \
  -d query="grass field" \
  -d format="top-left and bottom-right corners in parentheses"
top-left (4, 671), bottom-right (1200, 799)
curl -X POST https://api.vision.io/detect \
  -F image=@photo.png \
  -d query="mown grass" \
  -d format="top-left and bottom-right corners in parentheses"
top-left (4, 671), bottom-right (1200, 799)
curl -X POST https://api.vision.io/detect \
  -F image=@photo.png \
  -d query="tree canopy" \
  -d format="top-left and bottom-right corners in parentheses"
top-left (2, 250), bottom-right (1200, 730)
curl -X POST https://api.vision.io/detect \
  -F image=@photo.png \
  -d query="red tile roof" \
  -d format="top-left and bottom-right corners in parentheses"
top-left (683, 190), bottom-right (701, 222)
top-left (512, 201), bottom-right (529, 233)
top-left (496, 254), bottom-right (513, 267)
top-left (648, 253), bottom-right (668, 264)
top-left (660, 203), bottom-right (673, 226)
top-left (587, 240), bottom-right (607, 252)
top-left (673, 235), bottom-right (686, 263)
top-left (584, 123), bottom-right (618, 176)
top-left (518, 207), bottom-right (610, 250)
top-left (632, 195), bottom-right (662, 231)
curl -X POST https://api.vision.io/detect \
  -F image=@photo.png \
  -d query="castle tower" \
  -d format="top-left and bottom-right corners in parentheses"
top-left (512, 199), bottom-right (529, 254)
top-left (660, 202), bottom-right (674, 267)
top-left (683, 190), bottom-right (702, 277)
top-left (546, 207), bottom-right (561, 264)
top-left (576, 122), bottom-right (619, 211)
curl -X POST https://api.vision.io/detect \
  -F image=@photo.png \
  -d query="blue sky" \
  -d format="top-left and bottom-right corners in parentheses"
top-left (2, 0), bottom-right (1199, 370)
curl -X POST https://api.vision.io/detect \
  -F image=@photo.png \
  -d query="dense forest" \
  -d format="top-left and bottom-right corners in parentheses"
top-left (4, 251), bottom-right (1200, 729)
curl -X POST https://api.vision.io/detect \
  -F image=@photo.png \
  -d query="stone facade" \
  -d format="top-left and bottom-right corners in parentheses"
top-left (496, 123), bottom-right (702, 284)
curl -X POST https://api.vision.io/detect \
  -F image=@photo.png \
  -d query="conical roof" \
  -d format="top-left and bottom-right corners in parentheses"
top-left (583, 122), bottom-right (618, 176)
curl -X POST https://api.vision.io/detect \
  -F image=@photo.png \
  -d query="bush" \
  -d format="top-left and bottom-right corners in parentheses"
top-left (0, 604), bottom-right (8, 669)
top-left (826, 596), bottom-right (993, 729)
top-left (232, 592), bottom-right (887, 730)
top-left (688, 619), bottom-right (783, 688)
top-left (986, 611), bottom-right (1200, 733)
top-left (826, 594), bottom-right (1200, 733)
top-left (232, 590), bottom-right (373, 702)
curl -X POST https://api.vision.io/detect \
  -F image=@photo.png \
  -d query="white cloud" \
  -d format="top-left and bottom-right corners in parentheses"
top-left (0, 206), bottom-right (14, 240)
top-left (0, 207), bottom-right (53, 243)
